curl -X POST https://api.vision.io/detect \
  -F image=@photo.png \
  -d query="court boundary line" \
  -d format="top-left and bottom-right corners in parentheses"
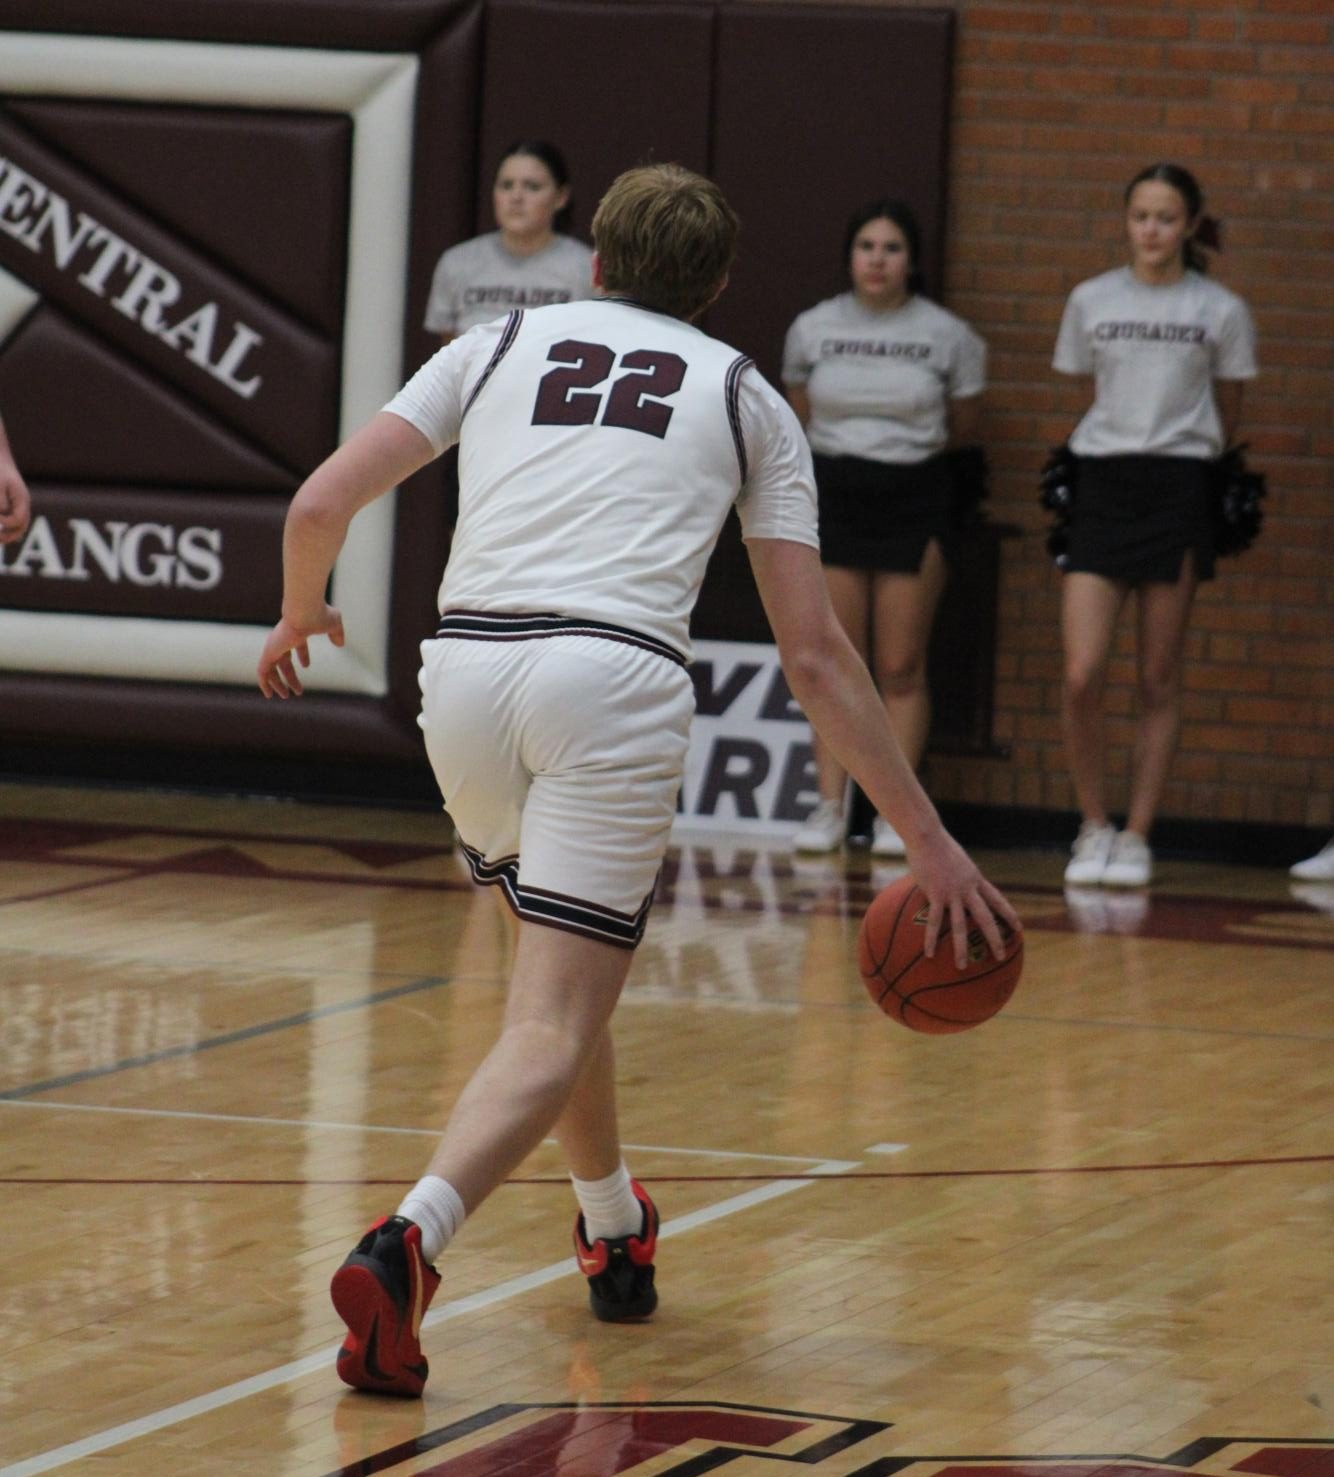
top-left (0, 1159), bottom-right (858, 1477)
top-left (0, 1099), bottom-right (844, 1165)
top-left (2, 1152), bottom-right (1327, 1188)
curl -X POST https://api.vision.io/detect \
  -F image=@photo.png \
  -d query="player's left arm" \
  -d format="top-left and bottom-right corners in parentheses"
top-left (258, 412), bottom-right (434, 698)
top-left (0, 413), bottom-right (31, 546)
top-left (1214, 380), bottom-right (1245, 448)
top-left (748, 536), bottom-right (1019, 965)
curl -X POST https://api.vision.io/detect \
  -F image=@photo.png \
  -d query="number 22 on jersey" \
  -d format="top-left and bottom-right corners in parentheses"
top-left (531, 339), bottom-right (687, 439)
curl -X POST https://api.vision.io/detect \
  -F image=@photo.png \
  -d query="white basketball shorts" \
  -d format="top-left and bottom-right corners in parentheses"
top-left (418, 612), bottom-right (695, 949)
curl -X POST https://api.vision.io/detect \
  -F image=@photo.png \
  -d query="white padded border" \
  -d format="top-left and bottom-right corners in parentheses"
top-left (0, 33), bottom-right (420, 694)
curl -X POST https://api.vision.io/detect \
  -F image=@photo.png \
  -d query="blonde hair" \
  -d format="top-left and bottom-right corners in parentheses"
top-left (592, 164), bottom-right (739, 321)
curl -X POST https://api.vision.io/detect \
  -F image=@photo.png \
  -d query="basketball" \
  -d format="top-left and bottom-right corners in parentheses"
top-left (858, 876), bottom-right (1022, 1034)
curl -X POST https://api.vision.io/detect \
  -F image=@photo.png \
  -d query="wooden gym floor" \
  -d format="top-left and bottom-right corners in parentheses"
top-left (0, 780), bottom-right (1330, 1477)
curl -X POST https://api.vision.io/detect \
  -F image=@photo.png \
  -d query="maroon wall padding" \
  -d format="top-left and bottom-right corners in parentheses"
top-left (0, 113), bottom-right (339, 474)
top-left (0, 0), bottom-right (958, 788)
top-left (405, 4), bottom-right (485, 379)
top-left (694, 2), bottom-right (953, 646)
top-left (0, 1), bottom-right (482, 774)
top-left (7, 101), bottom-right (353, 339)
top-left (389, 4), bottom-right (485, 728)
top-left (1, 677), bottom-right (426, 762)
top-left (0, 310), bottom-right (293, 491)
top-left (477, 0), bottom-right (715, 240)
top-left (708, 3), bottom-right (954, 387)
top-left (0, 0), bottom-right (475, 50)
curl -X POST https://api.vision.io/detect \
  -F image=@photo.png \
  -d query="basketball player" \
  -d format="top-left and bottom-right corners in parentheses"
top-left (784, 199), bottom-right (987, 859)
top-left (424, 139), bottom-right (593, 347)
top-left (1053, 163), bottom-right (1257, 888)
top-left (0, 412), bottom-right (31, 545)
top-left (258, 164), bottom-right (1020, 1398)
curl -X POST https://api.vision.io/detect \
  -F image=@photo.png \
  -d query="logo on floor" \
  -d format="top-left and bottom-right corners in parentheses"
top-left (328, 1403), bottom-right (1332, 1477)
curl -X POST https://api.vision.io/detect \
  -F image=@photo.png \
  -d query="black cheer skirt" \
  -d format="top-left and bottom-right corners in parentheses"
top-left (1064, 455), bottom-right (1216, 584)
top-left (813, 451), bottom-right (953, 573)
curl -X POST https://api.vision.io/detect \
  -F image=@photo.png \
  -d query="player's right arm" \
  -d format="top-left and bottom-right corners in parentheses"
top-left (258, 412), bottom-right (434, 698)
top-left (259, 325), bottom-right (488, 698)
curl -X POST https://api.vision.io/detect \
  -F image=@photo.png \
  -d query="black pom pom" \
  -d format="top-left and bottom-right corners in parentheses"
top-left (1039, 443), bottom-right (1078, 564)
top-left (1211, 445), bottom-right (1267, 557)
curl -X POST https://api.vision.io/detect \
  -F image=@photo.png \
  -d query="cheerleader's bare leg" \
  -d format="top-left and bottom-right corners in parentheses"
top-left (812, 565), bottom-right (873, 803)
top-left (1061, 571), bottom-right (1131, 824)
top-left (1126, 552), bottom-right (1199, 839)
top-left (871, 538), bottom-right (948, 769)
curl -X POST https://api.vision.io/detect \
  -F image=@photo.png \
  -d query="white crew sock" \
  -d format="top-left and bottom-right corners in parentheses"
top-left (396, 1175), bottom-right (466, 1264)
top-left (572, 1162), bottom-right (642, 1242)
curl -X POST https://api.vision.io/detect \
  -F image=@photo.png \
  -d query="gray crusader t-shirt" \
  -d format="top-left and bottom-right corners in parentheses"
top-left (423, 231), bottom-right (594, 337)
top-left (782, 292), bottom-right (986, 464)
top-left (1054, 266), bottom-right (1257, 458)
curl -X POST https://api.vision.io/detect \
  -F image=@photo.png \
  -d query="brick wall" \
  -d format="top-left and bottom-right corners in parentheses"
top-left (771, 0), bottom-right (1333, 832)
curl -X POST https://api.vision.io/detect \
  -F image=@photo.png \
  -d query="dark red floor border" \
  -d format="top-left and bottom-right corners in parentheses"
top-left (4, 1152), bottom-right (1329, 1187)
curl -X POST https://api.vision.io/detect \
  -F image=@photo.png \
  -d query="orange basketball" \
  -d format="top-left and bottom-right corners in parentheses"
top-left (858, 876), bottom-right (1022, 1034)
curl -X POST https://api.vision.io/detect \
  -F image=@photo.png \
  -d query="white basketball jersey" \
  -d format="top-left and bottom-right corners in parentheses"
top-left (385, 297), bottom-right (818, 658)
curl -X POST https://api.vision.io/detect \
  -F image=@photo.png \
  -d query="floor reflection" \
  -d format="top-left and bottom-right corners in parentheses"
top-left (1062, 886), bottom-right (1152, 936)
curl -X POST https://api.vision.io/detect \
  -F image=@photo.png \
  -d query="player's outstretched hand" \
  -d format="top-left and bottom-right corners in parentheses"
top-left (0, 460), bottom-right (31, 546)
top-left (257, 606), bottom-right (345, 699)
top-left (903, 824), bottom-right (1022, 969)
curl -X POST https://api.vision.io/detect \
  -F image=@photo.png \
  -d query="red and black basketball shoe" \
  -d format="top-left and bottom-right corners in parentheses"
top-left (330, 1215), bottom-right (441, 1396)
top-left (572, 1179), bottom-right (659, 1322)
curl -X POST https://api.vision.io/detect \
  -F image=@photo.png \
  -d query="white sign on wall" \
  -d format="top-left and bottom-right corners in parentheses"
top-left (677, 639), bottom-right (820, 837)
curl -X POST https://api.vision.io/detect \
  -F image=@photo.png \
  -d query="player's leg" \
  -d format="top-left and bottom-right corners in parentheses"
top-left (329, 634), bottom-right (534, 1397)
top-left (554, 1022), bottom-right (660, 1320)
top-left (1109, 552), bottom-right (1199, 883)
top-left (330, 925), bottom-right (630, 1396)
top-left (417, 924), bottom-right (632, 1209)
top-left (553, 1023), bottom-right (620, 1183)
top-left (506, 635), bottom-right (687, 1320)
top-left (795, 564), bottom-right (870, 850)
top-left (1060, 570), bottom-right (1129, 882)
top-left (331, 633), bottom-right (688, 1393)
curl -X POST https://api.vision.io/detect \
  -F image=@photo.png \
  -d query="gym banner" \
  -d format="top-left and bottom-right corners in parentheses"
top-left (0, 486), bottom-right (282, 621)
top-left (0, 17), bottom-right (450, 723)
top-left (678, 639), bottom-right (818, 837)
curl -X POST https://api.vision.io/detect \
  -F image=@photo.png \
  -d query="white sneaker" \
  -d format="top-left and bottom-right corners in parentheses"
top-left (1102, 829), bottom-right (1153, 887)
top-left (1063, 821), bottom-right (1117, 885)
top-left (871, 816), bottom-right (907, 857)
top-left (1290, 838), bottom-right (1334, 881)
top-left (793, 799), bottom-right (845, 853)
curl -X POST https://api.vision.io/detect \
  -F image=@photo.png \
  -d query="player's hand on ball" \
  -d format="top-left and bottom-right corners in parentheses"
top-left (257, 605), bottom-right (345, 699)
top-left (903, 825), bottom-right (1021, 968)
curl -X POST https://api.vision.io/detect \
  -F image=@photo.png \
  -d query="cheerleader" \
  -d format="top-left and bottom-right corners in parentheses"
top-left (1053, 163), bottom-right (1257, 887)
top-left (424, 140), bottom-right (594, 344)
top-left (783, 199), bottom-right (986, 855)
